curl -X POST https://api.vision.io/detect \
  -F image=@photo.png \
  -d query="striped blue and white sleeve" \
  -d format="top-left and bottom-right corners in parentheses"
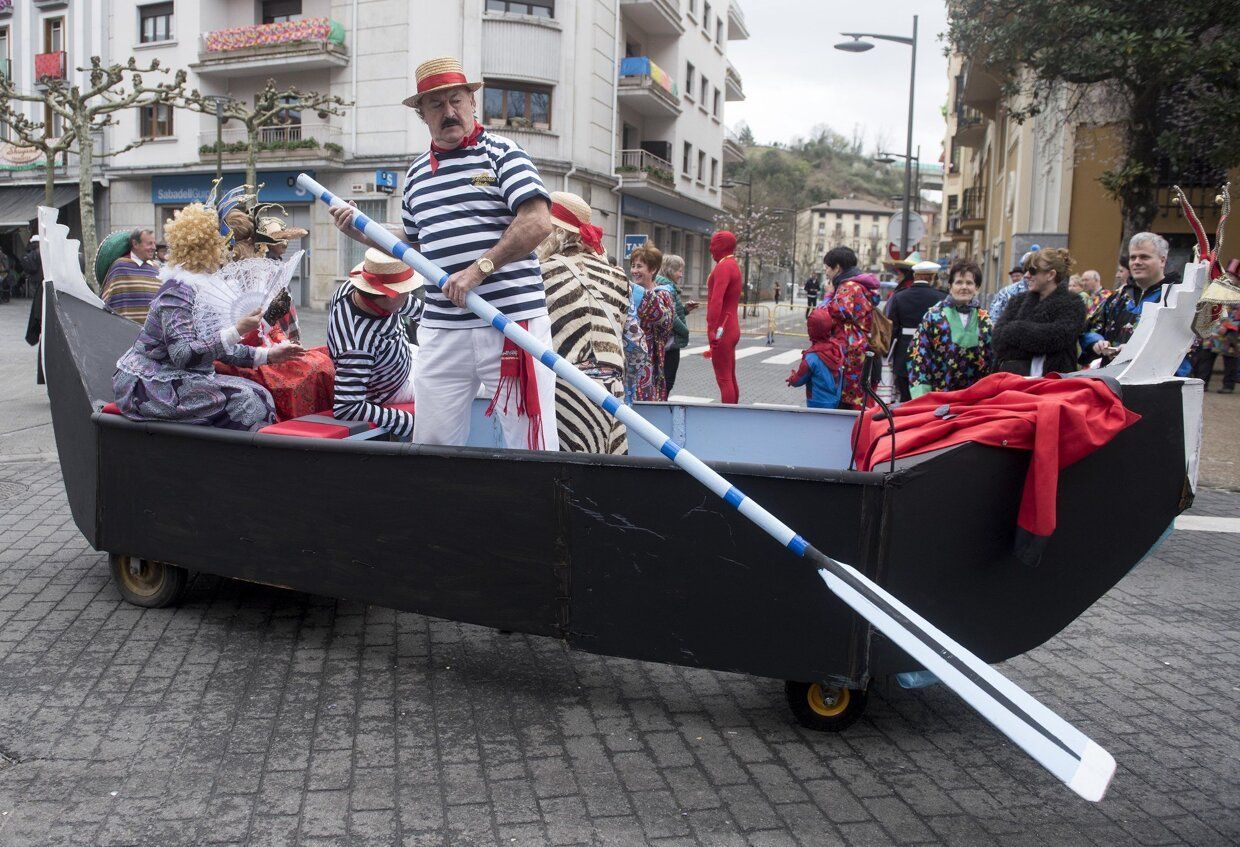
top-left (332, 349), bottom-right (414, 438)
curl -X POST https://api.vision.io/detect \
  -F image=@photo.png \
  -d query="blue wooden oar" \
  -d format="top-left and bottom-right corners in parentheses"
top-left (298, 173), bottom-right (1116, 802)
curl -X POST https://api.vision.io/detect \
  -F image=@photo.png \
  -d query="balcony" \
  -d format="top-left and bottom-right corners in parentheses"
top-left (616, 148), bottom-right (678, 204)
top-left (198, 124), bottom-right (344, 165)
top-left (34, 51), bottom-right (67, 84)
top-left (723, 130), bottom-right (745, 164)
top-left (617, 57), bottom-right (681, 118)
top-left (192, 18), bottom-right (349, 78)
top-left (960, 186), bottom-right (986, 230)
top-left (724, 63), bottom-right (744, 102)
top-left (619, 0), bottom-right (684, 36)
top-left (727, 2), bottom-right (750, 40)
top-left (954, 102), bottom-right (985, 149)
top-left (960, 60), bottom-right (1001, 116)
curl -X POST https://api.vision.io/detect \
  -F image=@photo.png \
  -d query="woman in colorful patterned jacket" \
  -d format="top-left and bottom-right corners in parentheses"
top-left (907, 259), bottom-right (994, 398)
top-left (628, 242), bottom-right (675, 401)
top-left (822, 246), bottom-right (881, 410)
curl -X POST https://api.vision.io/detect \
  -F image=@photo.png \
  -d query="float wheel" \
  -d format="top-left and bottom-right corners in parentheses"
top-left (785, 681), bottom-right (867, 732)
top-left (109, 554), bottom-right (189, 609)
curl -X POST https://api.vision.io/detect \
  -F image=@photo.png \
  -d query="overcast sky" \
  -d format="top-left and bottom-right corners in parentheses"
top-left (727, 0), bottom-right (949, 162)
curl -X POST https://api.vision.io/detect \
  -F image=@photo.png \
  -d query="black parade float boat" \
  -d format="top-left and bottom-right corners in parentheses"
top-left (34, 197), bottom-right (1211, 800)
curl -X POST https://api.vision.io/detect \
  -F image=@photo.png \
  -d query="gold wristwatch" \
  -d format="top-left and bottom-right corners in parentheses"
top-left (475, 256), bottom-right (495, 277)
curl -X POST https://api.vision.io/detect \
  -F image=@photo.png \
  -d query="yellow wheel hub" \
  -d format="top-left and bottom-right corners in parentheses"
top-left (115, 556), bottom-right (166, 598)
top-left (807, 684), bottom-right (850, 718)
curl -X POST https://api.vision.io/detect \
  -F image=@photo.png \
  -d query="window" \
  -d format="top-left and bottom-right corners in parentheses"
top-left (688, 0), bottom-right (698, 18)
top-left (483, 80), bottom-right (552, 130)
top-left (44, 104), bottom-right (64, 139)
top-left (682, 142), bottom-right (692, 175)
top-left (262, 0), bottom-right (301, 24)
top-left (872, 214), bottom-right (879, 222)
top-left (703, 3), bottom-right (712, 32)
top-left (699, 78), bottom-right (709, 108)
top-left (817, 222), bottom-right (825, 235)
top-left (716, 19), bottom-right (724, 43)
top-left (853, 223), bottom-right (860, 237)
top-left (140, 102), bottom-right (174, 138)
top-left (486, 0), bottom-right (553, 15)
top-left (44, 16), bottom-right (65, 53)
top-left (341, 200), bottom-right (388, 273)
top-left (684, 62), bottom-right (694, 98)
top-left (139, 3), bottom-right (174, 44)
top-left (697, 150), bottom-right (705, 181)
top-left (710, 158), bottom-right (718, 187)
top-left (854, 213), bottom-right (861, 221)
top-left (712, 89), bottom-right (721, 117)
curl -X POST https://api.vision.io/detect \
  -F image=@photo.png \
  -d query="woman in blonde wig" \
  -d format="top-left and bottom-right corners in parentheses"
top-left (112, 203), bottom-right (304, 430)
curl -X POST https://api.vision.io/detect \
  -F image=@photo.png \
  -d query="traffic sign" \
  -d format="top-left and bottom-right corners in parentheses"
top-left (886, 212), bottom-right (926, 253)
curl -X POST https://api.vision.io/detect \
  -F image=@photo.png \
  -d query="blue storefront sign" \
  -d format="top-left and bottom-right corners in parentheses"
top-left (375, 170), bottom-right (398, 194)
top-left (151, 170), bottom-right (317, 205)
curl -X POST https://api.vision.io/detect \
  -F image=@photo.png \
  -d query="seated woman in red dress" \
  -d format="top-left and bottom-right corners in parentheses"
top-left (214, 290), bottom-right (335, 421)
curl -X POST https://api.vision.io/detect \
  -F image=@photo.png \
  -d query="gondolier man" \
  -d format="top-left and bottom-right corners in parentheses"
top-left (330, 56), bottom-right (557, 450)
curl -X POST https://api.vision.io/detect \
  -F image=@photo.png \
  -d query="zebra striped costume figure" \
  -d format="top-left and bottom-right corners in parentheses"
top-left (539, 193), bottom-right (630, 454)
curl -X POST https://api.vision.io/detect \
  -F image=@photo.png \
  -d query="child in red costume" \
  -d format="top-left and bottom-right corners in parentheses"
top-left (706, 230), bottom-right (742, 403)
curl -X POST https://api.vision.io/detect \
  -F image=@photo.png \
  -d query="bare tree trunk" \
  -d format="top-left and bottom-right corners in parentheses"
top-left (246, 126), bottom-right (258, 189)
top-left (76, 123), bottom-right (101, 293)
top-left (43, 158), bottom-right (55, 207)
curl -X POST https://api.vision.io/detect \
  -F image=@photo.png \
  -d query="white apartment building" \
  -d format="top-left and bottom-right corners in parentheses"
top-left (2, 0), bottom-right (746, 305)
top-left (616, 0), bottom-right (746, 294)
top-left (0, 0), bottom-right (110, 256)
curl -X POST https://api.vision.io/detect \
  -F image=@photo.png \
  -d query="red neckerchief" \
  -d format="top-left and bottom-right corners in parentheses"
top-left (430, 121), bottom-right (484, 174)
top-left (485, 321), bottom-right (544, 450)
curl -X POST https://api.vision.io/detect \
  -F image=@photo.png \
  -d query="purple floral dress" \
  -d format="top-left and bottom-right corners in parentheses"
top-left (113, 275), bottom-right (276, 430)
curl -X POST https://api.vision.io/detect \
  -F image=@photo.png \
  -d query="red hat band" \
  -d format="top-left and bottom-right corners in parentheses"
top-left (418, 71), bottom-right (470, 96)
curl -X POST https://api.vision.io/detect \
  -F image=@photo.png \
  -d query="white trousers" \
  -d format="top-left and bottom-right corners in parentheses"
top-left (386, 342), bottom-right (420, 405)
top-left (412, 314), bottom-right (560, 450)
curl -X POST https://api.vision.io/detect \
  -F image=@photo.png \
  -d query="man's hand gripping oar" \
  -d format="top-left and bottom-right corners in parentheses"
top-left (298, 173), bottom-right (1117, 802)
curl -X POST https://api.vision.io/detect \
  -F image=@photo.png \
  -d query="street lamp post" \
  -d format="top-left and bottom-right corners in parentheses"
top-left (836, 15), bottom-right (918, 259)
top-left (722, 176), bottom-right (753, 310)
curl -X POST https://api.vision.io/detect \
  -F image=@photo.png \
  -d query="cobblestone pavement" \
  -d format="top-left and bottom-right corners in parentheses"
top-left (1, 300), bottom-right (1237, 846)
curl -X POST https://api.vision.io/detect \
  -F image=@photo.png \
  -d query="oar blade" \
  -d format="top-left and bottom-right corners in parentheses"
top-left (816, 563), bottom-right (1115, 802)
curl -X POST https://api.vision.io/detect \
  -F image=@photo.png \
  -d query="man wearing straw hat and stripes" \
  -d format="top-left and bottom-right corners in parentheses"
top-left (330, 56), bottom-right (558, 450)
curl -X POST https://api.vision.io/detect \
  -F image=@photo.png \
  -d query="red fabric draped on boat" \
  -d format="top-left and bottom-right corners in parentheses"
top-left (214, 328), bottom-right (336, 422)
top-left (852, 373), bottom-right (1141, 563)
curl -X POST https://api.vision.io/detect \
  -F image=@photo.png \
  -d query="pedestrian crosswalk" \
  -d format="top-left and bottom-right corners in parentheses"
top-left (682, 344), bottom-right (801, 365)
top-left (761, 349), bottom-right (803, 365)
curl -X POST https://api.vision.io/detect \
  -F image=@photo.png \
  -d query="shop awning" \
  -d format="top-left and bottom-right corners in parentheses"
top-left (0, 184), bottom-right (78, 228)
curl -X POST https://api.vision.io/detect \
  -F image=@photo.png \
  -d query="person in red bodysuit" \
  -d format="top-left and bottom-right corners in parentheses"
top-left (706, 230), bottom-right (742, 404)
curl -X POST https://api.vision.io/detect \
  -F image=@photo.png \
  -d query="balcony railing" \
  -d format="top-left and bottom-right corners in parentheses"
top-left (197, 124), bottom-right (344, 161)
top-left (617, 148), bottom-right (675, 187)
top-left (34, 51), bottom-right (67, 83)
top-left (728, 2), bottom-right (750, 40)
top-left (725, 63), bottom-right (744, 101)
top-left (195, 18), bottom-right (348, 76)
top-left (960, 186), bottom-right (986, 227)
top-left (617, 56), bottom-right (681, 117)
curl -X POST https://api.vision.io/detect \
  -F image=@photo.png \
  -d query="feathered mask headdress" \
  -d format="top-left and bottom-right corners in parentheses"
top-left (1174, 182), bottom-right (1240, 337)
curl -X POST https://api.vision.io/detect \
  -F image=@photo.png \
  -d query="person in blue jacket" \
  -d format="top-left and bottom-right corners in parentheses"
top-left (786, 308), bottom-right (843, 409)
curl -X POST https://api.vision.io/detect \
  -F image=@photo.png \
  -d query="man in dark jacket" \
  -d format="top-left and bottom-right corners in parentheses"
top-left (885, 259), bottom-right (946, 401)
top-left (993, 247), bottom-right (1086, 377)
top-left (23, 237), bottom-right (44, 347)
top-left (803, 275), bottom-right (820, 317)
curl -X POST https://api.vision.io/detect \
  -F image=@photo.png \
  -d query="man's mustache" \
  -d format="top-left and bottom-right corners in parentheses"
top-left (441, 117), bottom-right (463, 128)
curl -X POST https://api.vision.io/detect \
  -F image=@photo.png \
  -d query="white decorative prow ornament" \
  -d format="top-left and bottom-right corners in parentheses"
top-left (1109, 260), bottom-right (1208, 385)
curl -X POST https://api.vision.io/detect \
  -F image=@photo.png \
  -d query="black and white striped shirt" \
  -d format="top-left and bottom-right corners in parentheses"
top-left (327, 282), bottom-right (424, 437)
top-left (401, 128), bottom-right (550, 329)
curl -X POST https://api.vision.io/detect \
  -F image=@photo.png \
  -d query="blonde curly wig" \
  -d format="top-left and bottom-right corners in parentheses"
top-left (165, 203), bottom-right (229, 274)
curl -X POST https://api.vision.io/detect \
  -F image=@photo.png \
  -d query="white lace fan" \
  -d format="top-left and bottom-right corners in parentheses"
top-left (190, 251), bottom-right (305, 340)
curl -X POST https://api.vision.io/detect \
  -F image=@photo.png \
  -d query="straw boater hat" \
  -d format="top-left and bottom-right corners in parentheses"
top-left (403, 57), bottom-right (482, 109)
top-left (549, 191), bottom-right (606, 254)
top-left (348, 248), bottom-right (423, 296)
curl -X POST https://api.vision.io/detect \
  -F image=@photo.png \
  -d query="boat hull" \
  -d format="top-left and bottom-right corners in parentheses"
top-left (44, 285), bottom-right (1196, 688)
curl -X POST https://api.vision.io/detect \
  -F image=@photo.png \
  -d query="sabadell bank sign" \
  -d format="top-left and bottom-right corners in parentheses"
top-left (151, 171), bottom-right (314, 205)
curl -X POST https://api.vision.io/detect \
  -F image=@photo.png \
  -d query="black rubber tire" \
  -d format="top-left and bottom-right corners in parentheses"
top-left (785, 681), bottom-right (868, 732)
top-left (109, 554), bottom-right (189, 608)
